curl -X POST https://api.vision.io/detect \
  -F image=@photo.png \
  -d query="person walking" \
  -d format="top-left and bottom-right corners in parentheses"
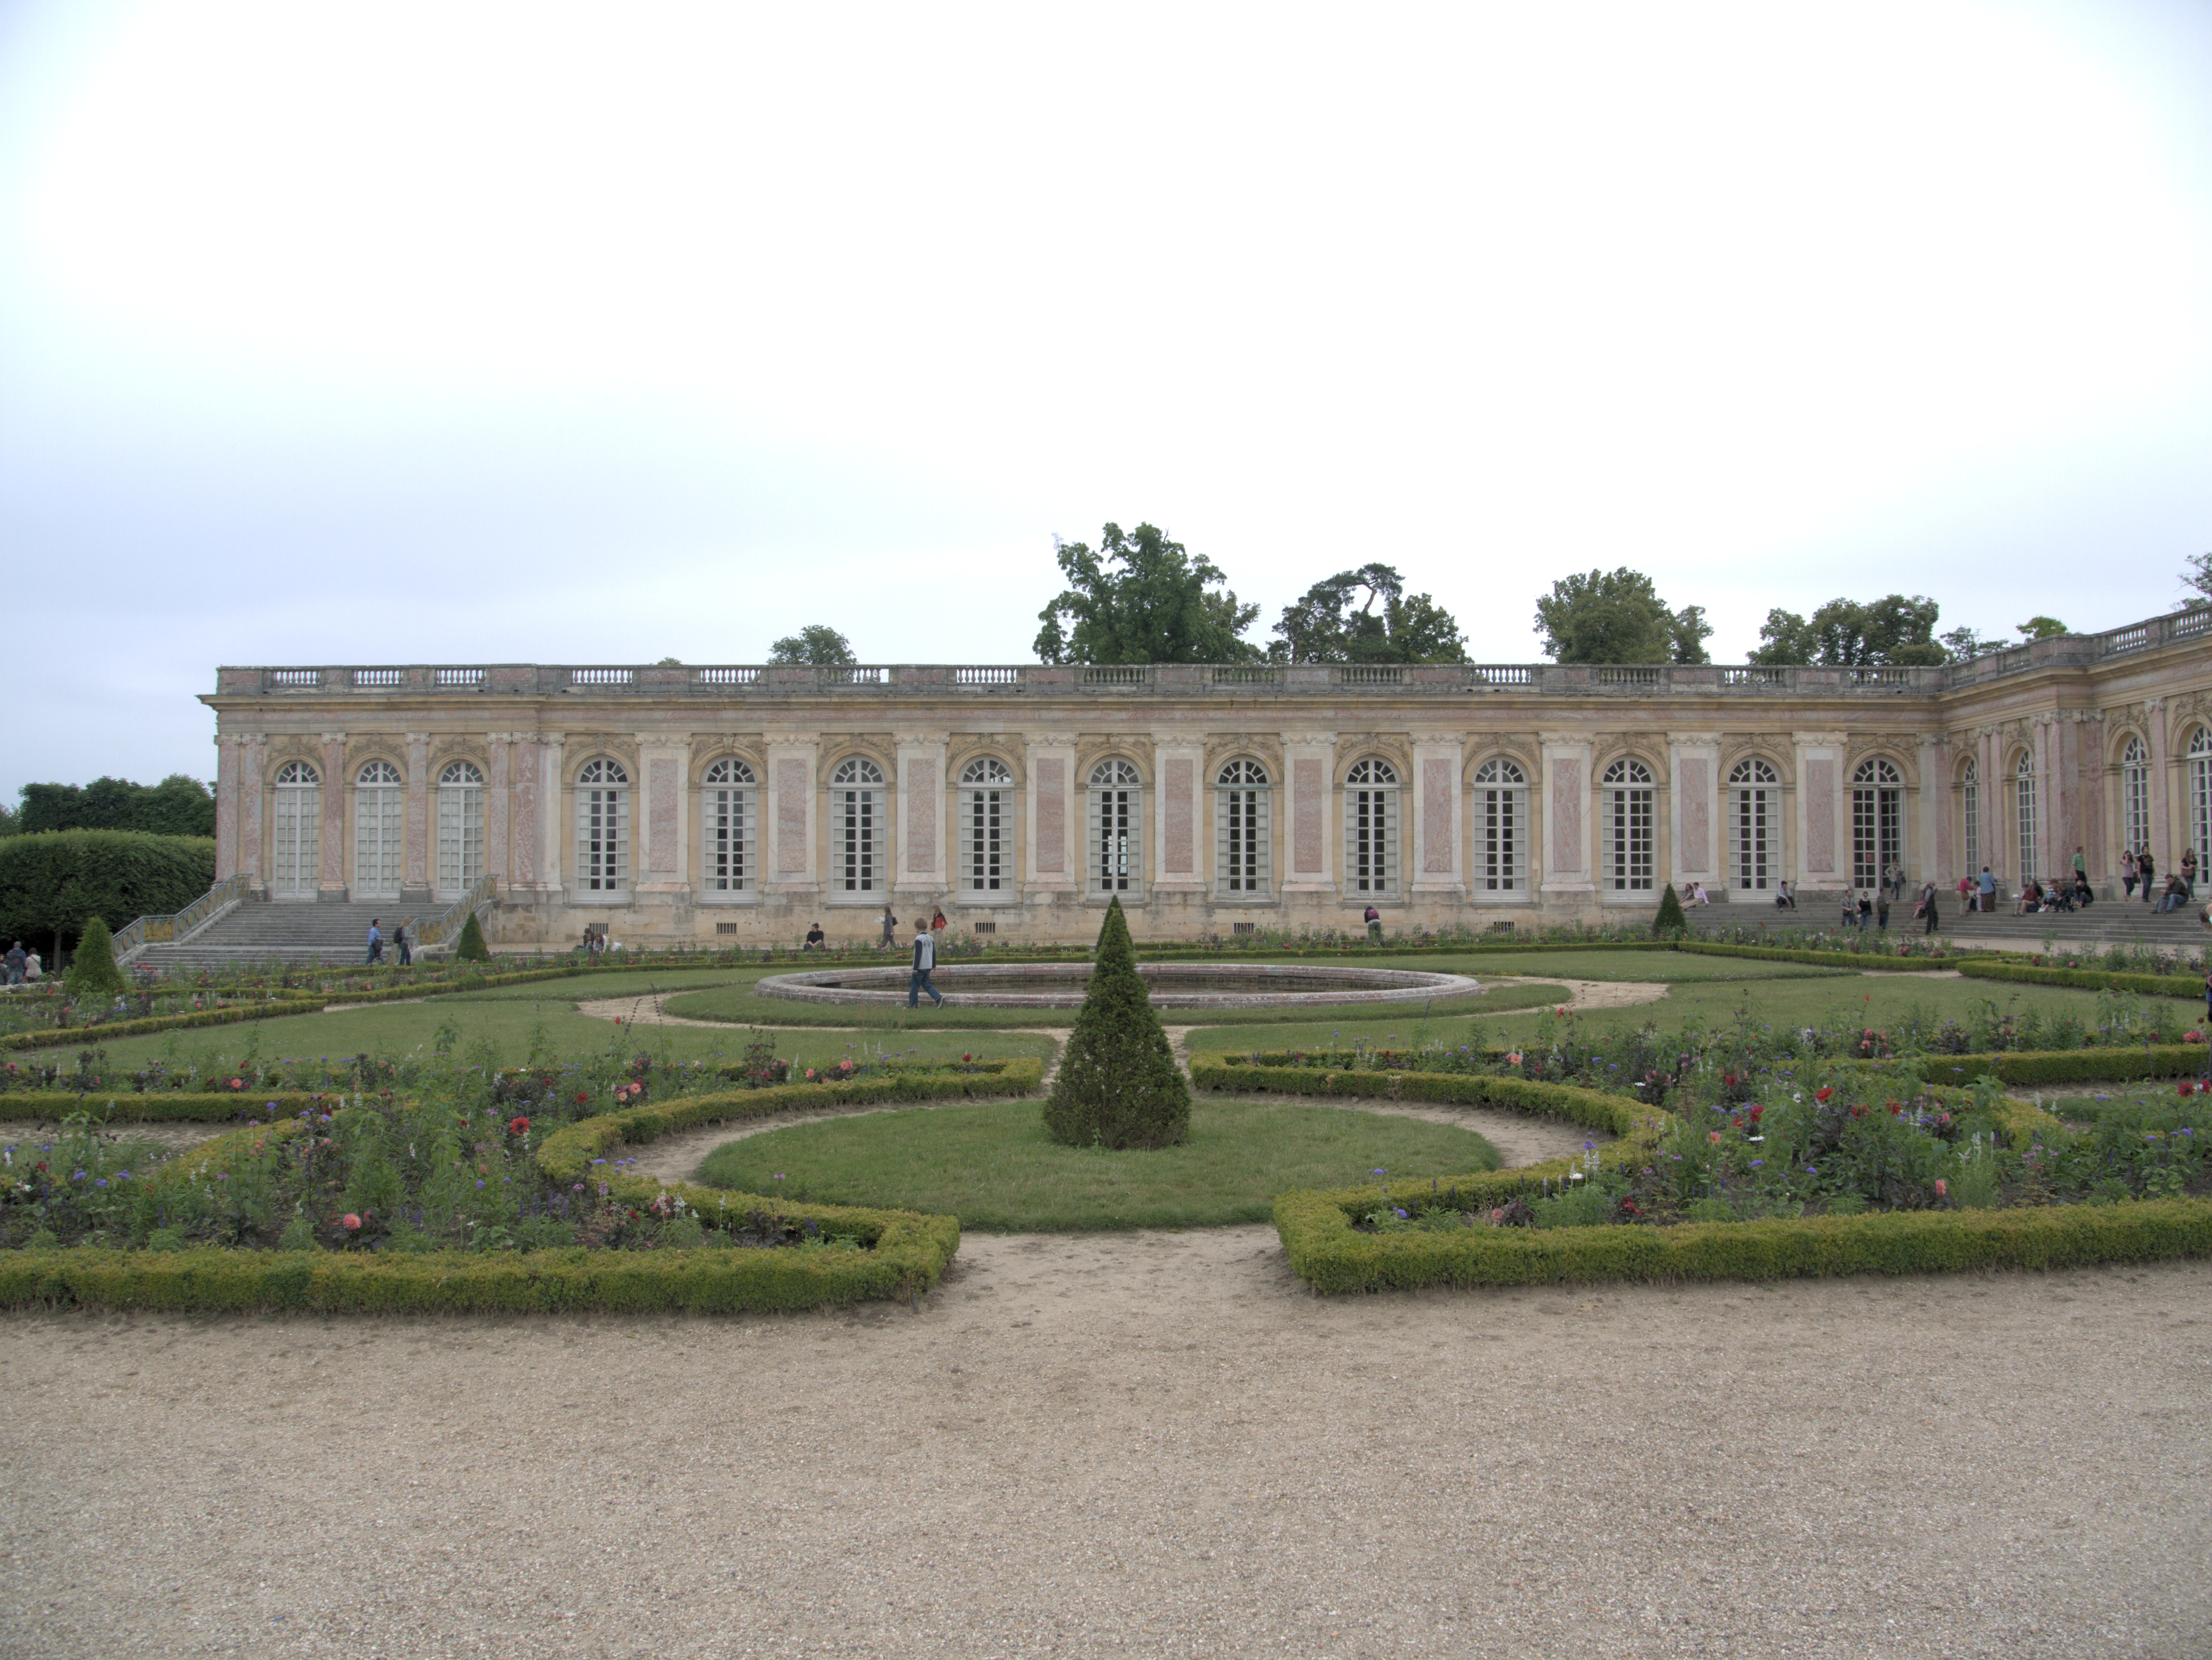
top-left (366, 918), bottom-right (383, 966)
top-left (3, 941), bottom-right (23, 988)
top-left (1918, 879), bottom-right (1939, 936)
top-left (879, 906), bottom-right (899, 949)
top-left (2139, 847), bottom-right (2156, 904)
top-left (2121, 849), bottom-right (2139, 900)
top-left (2184, 848), bottom-right (2199, 898)
top-left (23, 948), bottom-right (40, 982)
top-left (908, 920), bottom-right (943, 1008)
top-left (1858, 892), bottom-right (1875, 930)
top-left (1875, 889), bottom-right (1890, 930)
top-left (1363, 904), bottom-right (1382, 943)
top-left (394, 920), bottom-right (412, 967)
top-left (1841, 892), bottom-right (1858, 930)
top-left (1977, 866), bottom-right (1997, 913)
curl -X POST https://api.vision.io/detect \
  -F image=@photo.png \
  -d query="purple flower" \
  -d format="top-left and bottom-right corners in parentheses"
top-left (1749, 1160), bottom-right (1763, 1168)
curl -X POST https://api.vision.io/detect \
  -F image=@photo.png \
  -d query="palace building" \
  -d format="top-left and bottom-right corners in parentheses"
top-left (201, 606), bottom-right (2212, 946)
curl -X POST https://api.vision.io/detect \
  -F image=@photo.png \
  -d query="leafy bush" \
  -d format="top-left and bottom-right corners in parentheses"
top-left (453, 911), bottom-right (491, 961)
top-left (64, 916), bottom-right (125, 997)
top-left (1043, 898), bottom-right (1189, 1150)
top-left (1653, 884), bottom-right (1687, 935)
top-left (0, 830), bottom-right (215, 955)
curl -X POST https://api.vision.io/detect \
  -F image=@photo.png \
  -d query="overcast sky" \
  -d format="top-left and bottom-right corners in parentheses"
top-left (3, 0), bottom-right (2209, 801)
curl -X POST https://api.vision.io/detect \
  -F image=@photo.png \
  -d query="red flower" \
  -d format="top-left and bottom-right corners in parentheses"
top-left (1748, 1104), bottom-right (1764, 1121)
top-left (1887, 1100), bottom-right (1902, 1116)
top-left (229, 1078), bottom-right (243, 1090)
top-left (509, 1116), bottom-right (530, 1135)
top-left (1815, 1087), bottom-right (1834, 1104)
top-left (575, 1092), bottom-right (588, 1104)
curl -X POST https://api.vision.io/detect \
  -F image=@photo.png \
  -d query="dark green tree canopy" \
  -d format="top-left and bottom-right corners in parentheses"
top-left (2016, 615), bottom-right (2070, 641)
top-left (1034, 523), bottom-right (1260, 664)
top-left (18, 775), bottom-right (215, 839)
top-left (1748, 594), bottom-right (1944, 667)
top-left (2183, 552), bottom-right (2212, 610)
top-left (767, 625), bottom-right (856, 666)
top-left (1268, 563), bottom-right (1466, 664)
top-left (1533, 568), bottom-right (1709, 665)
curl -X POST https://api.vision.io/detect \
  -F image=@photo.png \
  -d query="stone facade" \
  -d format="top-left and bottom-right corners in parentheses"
top-left (201, 610), bottom-right (2212, 944)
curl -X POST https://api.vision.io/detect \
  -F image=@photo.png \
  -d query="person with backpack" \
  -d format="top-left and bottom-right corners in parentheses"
top-left (879, 906), bottom-right (899, 948)
top-left (908, 920), bottom-right (943, 1008)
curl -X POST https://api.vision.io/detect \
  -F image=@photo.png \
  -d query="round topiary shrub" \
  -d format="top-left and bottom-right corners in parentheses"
top-left (1043, 898), bottom-right (1190, 1150)
top-left (65, 913), bottom-right (126, 997)
top-left (1653, 883), bottom-right (1688, 936)
top-left (454, 910), bottom-right (492, 961)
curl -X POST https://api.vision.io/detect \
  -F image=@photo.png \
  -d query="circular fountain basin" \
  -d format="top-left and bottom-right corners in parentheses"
top-left (753, 961), bottom-right (1482, 1009)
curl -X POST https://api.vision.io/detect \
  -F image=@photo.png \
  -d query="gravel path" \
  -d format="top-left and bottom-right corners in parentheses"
top-left (2, 1251), bottom-right (2203, 1659)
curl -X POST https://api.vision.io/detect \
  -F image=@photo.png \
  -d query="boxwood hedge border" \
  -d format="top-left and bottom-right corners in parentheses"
top-left (1955, 960), bottom-right (2206, 1001)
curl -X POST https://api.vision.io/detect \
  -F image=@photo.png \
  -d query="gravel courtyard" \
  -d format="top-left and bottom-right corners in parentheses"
top-left (3, 1239), bottom-right (2205, 1659)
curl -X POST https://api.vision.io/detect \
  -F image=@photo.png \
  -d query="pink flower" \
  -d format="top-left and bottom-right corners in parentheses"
top-left (342, 1213), bottom-right (361, 1230)
top-left (1934, 1179), bottom-right (1948, 1198)
top-left (1708, 1130), bottom-right (1722, 1145)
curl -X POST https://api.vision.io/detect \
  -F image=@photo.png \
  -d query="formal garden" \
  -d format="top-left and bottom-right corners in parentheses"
top-left (2, 901), bottom-right (2209, 1313)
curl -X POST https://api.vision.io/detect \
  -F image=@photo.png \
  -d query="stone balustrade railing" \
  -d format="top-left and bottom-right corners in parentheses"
top-left (216, 605), bottom-right (2209, 700)
top-left (112, 874), bottom-right (250, 966)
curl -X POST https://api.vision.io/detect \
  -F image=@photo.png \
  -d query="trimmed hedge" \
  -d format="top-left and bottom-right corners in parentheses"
top-left (1674, 941), bottom-right (1975, 973)
top-left (1916, 1045), bottom-right (2208, 1088)
top-left (0, 1092), bottom-right (343, 1122)
top-left (0, 830), bottom-right (216, 955)
top-left (1956, 960), bottom-right (2205, 1001)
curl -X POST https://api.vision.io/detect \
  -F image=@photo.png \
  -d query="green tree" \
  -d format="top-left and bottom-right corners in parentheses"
top-left (2182, 552), bottom-right (2212, 609)
top-left (767, 625), bottom-right (856, 666)
top-left (1939, 624), bottom-right (2007, 663)
top-left (1532, 568), bottom-right (1704, 665)
top-left (1748, 595), bottom-right (1944, 667)
top-left (18, 775), bottom-right (215, 838)
top-left (1034, 523), bottom-right (1260, 664)
top-left (2017, 615), bottom-right (2069, 640)
top-left (1652, 883), bottom-right (1687, 936)
top-left (453, 911), bottom-right (492, 962)
top-left (1041, 898), bottom-right (1189, 1150)
top-left (1268, 564), bottom-right (1467, 663)
top-left (65, 914), bottom-right (125, 997)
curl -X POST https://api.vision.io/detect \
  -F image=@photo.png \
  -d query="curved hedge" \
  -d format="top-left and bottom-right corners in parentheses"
top-left (0, 831), bottom-right (215, 955)
top-left (1956, 960), bottom-right (2205, 1000)
top-left (1674, 940), bottom-right (1984, 972)
top-left (0, 1092), bottom-right (342, 1122)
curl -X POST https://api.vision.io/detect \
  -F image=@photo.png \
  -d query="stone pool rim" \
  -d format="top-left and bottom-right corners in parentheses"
top-left (751, 961), bottom-right (1483, 1009)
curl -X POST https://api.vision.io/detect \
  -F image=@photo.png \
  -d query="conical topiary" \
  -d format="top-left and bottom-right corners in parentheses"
top-left (1653, 882), bottom-right (1688, 935)
top-left (454, 911), bottom-right (492, 961)
top-left (66, 914), bottom-right (126, 997)
top-left (1043, 897), bottom-right (1189, 1150)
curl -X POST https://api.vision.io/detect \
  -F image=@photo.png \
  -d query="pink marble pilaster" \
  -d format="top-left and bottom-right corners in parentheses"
top-left (1550, 759), bottom-right (1584, 874)
top-left (487, 737), bottom-right (511, 881)
top-left (1679, 758), bottom-right (1710, 873)
top-left (1804, 759), bottom-right (1836, 876)
top-left (646, 753), bottom-right (680, 879)
top-left (1421, 759), bottom-right (1453, 874)
top-left (1163, 758), bottom-right (1194, 875)
top-left (404, 735), bottom-right (430, 891)
top-left (509, 738), bottom-right (539, 886)
top-left (240, 739), bottom-right (265, 891)
top-left (215, 739), bottom-right (240, 879)
top-left (1034, 758), bottom-right (1066, 875)
top-left (1293, 759), bottom-right (1325, 874)
top-left (320, 735), bottom-right (347, 894)
top-left (903, 757), bottom-right (938, 874)
top-left (775, 759), bottom-right (810, 874)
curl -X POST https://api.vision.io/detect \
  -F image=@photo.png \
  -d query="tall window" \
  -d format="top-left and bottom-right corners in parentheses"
top-left (2014, 751), bottom-right (2037, 881)
top-left (1961, 757), bottom-right (1980, 875)
top-left (831, 758), bottom-right (885, 892)
top-left (354, 760), bottom-right (403, 900)
top-left (2190, 728), bottom-right (2212, 875)
top-left (1346, 759), bottom-right (1399, 895)
top-left (960, 758), bottom-right (1013, 893)
top-left (437, 760), bottom-right (486, 894)
top-left (1851, 758), bottom-right (1903, 889)
top-left (701, 758), bottom-right (756, 893)
top-left (2120, 738), bottom-right (2149, 858)
top-left (1727, 758), bottom-right (1777, 891)
top-left (1472, 758), bottom-right (1527, 892)
top-left (1089, 759), bottom-right (1141, 893)
top-left (576, 759), bottom-right (629, 892)
top-left (273, 760), bottom-right (319, 897)
top-left (1216, 760), bottom-right (1270, 895)
top-left (1600, 758), bottom-right (1655, 892)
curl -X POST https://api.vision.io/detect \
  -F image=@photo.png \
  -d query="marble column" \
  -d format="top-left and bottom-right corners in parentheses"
top-left (1279, 733), bottom-right (1337, 896)
top-left (895, 734), bottom-right (949, 898)
top-left (636, 735), bottom-right (692, 902)
top-left (1665, 733), bottom-right (1720, 892)
top-left (1538, 733), bottom-right (1593, 901)
top-left (1022, 739), bottom-right (1077, 893)
top-left (486, 735), bottom-right (512, 884)
top-left (1918, 736), bottom-right (1948, 883)
top-left (1149, 733), bottom-right (1206, 893)
top-left (240, 737), bottom-right (267, 897)
top-left (401, 733), bottom-right (432, 903)
top-left (764, 735), bottom-right (820, 894)
top-left (539, 736), bottom-right (566, 898)
top-left (214, 736), bottom-right (241, 881)
top-left (318, 733), bottom-right (349, 902)
top-left (508, 736), bottom-right (540, 890)
top-left (1410, 733), bottom-right (1465, 898)
top-left (1792, 732), bottom-right (1847, 890)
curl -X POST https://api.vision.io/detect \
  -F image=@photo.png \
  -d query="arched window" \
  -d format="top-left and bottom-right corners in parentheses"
top-left (437, 760), bottom-right (486, 895)
top-left (2120, 738), bottom-right (2149, 860)
top-left (1727, 758), bottom-right (1778, 891)
top-left (702, 758), bottom-right (757, 894)
top-left (1216, 760), bottom-right (1270, 896)
top-left (1960, 757), bottom-right (1980, 875)
top-left (1600, 758), bottom-right (1655, 892)
top-left (1088, 759), bottom-right (1142, 894)
top-left (2190, 728), bottom-right (2212, 878)
top-left (960, 757), bottom-right (1014, 893)
top-left (1472, 758), bottom-right (1527, 892)
top-left (1851, 757), bottom-right (1903, 890)
top-left (831, 757), bottom-right (885, 892)
top-left (1345, 759), bottom-right (1398, 896)
top-left (576, 759), bottom-right (629, 893)
top-left (273, 760), bottom-right (320, 897)
top-left (2014, 751), bottom-right (2037, 882)
top-left (354, 760), bottom-right (403, 901)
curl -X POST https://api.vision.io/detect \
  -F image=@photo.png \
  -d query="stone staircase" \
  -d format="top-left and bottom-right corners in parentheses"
top-left (131, 899), bottom-right (461, 973)
top-left (1684, 893), bottom-right (2205, 951)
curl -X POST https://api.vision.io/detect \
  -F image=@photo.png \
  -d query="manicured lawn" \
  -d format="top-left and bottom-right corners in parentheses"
top-left (693, 1095), bottom-right (1501, 1230)
top-left (18, 998), bottom-right (1052, 1074)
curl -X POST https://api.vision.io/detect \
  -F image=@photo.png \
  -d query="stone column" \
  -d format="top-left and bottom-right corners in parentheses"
top-left (486, 735), bottom-right (512, 883)
top-left (1150, 733), bottom-right (1206, 893)
top-left (1024, 738), bottom-right (1078, 893)
top-left (1410, 733), bottom-right (1465, 898)
top-left (635, 735), bottom-right (692, 906)
top-left (1918, 736), bottom-right (1948, 882)
top-left (2073, 713), bottom-right (2105, 881)
top-left (1279, 734), bottom-right (1337, 896)
top-left (1666, 733), bottom-right (1720, 892)
top-left (1539, 733), bottom-right (1593, 901)
top-left (240, 737), bottom-right (267, 897)
top-left (764, 735), bottom-right (820, 895)
top-left (895, 734), bottom-right (949, 900)
top-left (1792, 732), bottom-right (1847, 891)
top-left (214, 736), bottom-right (241, 881)
top-left (402, 732), bottom-right (432, 903)
top-left (538, 735), bottom-right (566, 900)
top-left (319, 733), bottom-right (349, 902)
top-left (1981, 727), bottom-right (2003, 884)
top-left (2145, 701), bottom-right (2171, 876)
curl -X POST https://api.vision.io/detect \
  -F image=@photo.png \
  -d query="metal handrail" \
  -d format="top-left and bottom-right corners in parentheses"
top-left (111, 874), bottom-right (250, 965)
top-left (413, 875), bottom-right (498, 950)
